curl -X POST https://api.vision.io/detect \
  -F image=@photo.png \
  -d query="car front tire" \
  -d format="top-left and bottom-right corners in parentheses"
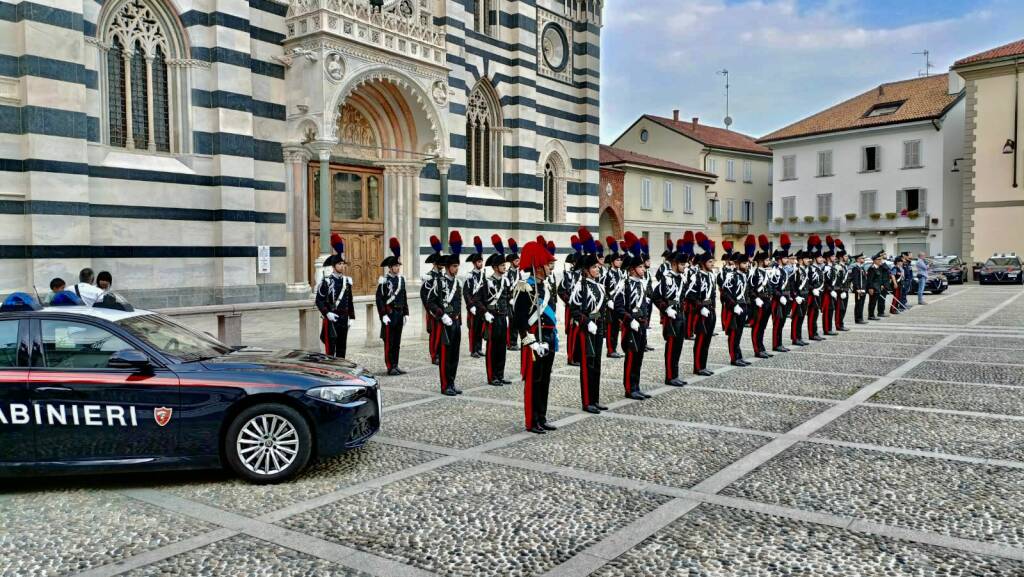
top-left (225, 403), bottom-right (312, 484)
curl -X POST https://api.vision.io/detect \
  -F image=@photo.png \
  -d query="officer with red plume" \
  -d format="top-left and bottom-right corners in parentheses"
top-left (559, 233), bottom-right (583, 366)
top-left (505, 238), bottom-right (521, 351)
top-left (316, 234), bottom-right (355, 358)
top-left (464, 236), bottom-right (487, 357)
top-left (482, 235), bottom-right (513, 387)
top-left (769, 233), bottom-right (793, 352)
top-left (376, 237), bottom-right (408, 375)
top-left (833, 239), bottom-right (852, 331)
top-left (604, 236), bottom-right (625, 359)
top-left (426, 231), bottom-right (465, 396)
top-left (570, 227), bottom-right (609, 414)
top-left (653, 236), bottom-right (690, 387)
top-left (615, 233), bottom-right (654, 399)
top-left (720, 238), bottom-right (753, 367)
top-left (422, 234), bottom-right (445, 364)
top-left (685, 234), bottom-right (717, 376)
top-left (805, 235), bottom-right (826, 341)
top-left (512, 240), bottom-right (559, 434)
top-left (747, 234), bottom-right (774, 359)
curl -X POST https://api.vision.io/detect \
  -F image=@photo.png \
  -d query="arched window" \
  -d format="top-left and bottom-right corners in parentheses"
top-left (540, 147), bottom-right (568, 223)
top-left (466, 80), bottom-right (502, 187)
top-left (474, 0), bottom-right (493, 35)
top-left (101, 0), bottom-right (186, 153)
top-left (544, 162), bottom-right (556, 222)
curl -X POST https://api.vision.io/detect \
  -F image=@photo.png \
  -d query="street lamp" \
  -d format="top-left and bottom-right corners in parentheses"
top-left (1004, 138), bottom-right (1017, 154)
top-left (951, 158), bottom-right (963, 173)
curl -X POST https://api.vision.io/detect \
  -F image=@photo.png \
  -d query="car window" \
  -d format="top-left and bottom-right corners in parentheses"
top-left (41, 320), bottom-right (132, 369)
top-left (0, 320), bottom-right (19, 367)
top-left (117, 314), bottom-right (231, 362)
top-left (986, 258), bottom-right (1016, 266)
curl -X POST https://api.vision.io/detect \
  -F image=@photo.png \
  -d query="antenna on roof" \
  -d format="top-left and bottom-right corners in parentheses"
top-left (913, 50), bottom-right (933, 77)
top-left (717, 69), bottom-right (733, 130)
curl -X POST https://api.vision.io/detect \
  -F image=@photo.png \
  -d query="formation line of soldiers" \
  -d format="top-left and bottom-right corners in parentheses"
top-left (313, 228), bottom-right (900, 435)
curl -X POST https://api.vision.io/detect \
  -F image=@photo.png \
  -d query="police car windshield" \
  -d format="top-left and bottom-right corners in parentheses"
top-left (986, 258), bottom-right (1018, 267)
top-left (117, 314), bottom-right (232, 362)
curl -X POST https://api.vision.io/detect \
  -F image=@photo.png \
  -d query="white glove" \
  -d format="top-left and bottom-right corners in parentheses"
top-left (607, 300), bottom-right (615, 310)
top-left (403, 315), bottom-right (408, 324)
top-left (630, 319), bottom-right (640, 331)
top-left (382, 315), bottom-right (391, 325)
top-left (755, 298), bottom-right (764, 308)
top-left (812, 289), bottom-right (821, 297)
top-left (587, 321), bottom-right (598, 335)
top-left (666, 308), bottom-right (678, 319)
top-left (326, 312), bottom-right (339, 322)
top-left (701, 307), bottom-right (710, 318)
top-left (484, 312), bottom-right (495, 323)
top-left (530, 342), bottom-right (546, 357)
top-left (470, 306), bottom-right (477, 315)
top-left (539, 342), bottom-right (550, 356)
top-left (858, 290), bottom-right (865, 295)
top-left (442, 314), bottom-right (453, 326)
top-left (733, 305), bottom-right (743, 314)
top-left (780, 296), bottom-right (788, 305)
top-left (830, 291), bottom-right (837, 299)
top-left (796, 297), bottom-right (805, 304)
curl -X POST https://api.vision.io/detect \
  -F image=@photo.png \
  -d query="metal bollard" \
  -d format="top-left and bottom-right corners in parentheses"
top-left (298, 308), bottom-right (321, 352)
top-left (217, 312), bottom-right (243, 347)
top-left (365, 302), bottom-right (380, 347)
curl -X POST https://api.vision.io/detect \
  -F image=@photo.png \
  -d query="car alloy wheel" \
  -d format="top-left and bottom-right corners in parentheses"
top-left (225, 403), bottom-right (312, 483)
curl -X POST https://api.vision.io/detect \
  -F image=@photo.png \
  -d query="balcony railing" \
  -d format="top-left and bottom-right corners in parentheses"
top-left (769, 217), bottom-right (841, 235)
top-left (721, 221), bottom-right (750, 236)
top-left (845, 213), bottom-right (932, 232)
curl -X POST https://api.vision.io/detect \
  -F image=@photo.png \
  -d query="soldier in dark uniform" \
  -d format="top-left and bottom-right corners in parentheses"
top-left (559, 235), bottom-right (582, 367)
top-left (851, 252), bottom-right (868, 324)
top-left (804, 235), bottom-right (825, 341)
top-left (820, 236), bottom-right (838, 336)
top-left (770, 235), bottom-right (793, 352)
top-left (867, 251), bottom-right (886, 320)
top-left (422, 235), bottom-right (444, 364)
top-left (721, 249), bottom-right (751, 367)
top-left (685, 236), bottom-right (717, 376)
top-left (655, 237), bottom-right (674, 283)
top-left (681, 232), bottom-right (699, 340)
top-left (376, 237), bottom-right (408, 375)
top-left (464, 236), bottom-right (486, 358)
top-left (506, 238), bottom-right (521, 351)
top-left (427, 232), bottom-right (464, 396)
top-left (748, 234), bottom-right (773, 359)
top-left (790, 249), bottom-right (811, 346)
top-left (570, 227), bottom-right (607, 414)
top-left (617, 234), bottom-right (652, 400)
top-left (604, 237), bottom-right (625, 359)
top-left (717, 240), bottom-right (735, 332)
top-left (483, 235), bottom-right (511, 386)
top-left (512, 240), bottom-right (559, 434)
top-left (654, 246), bottom-right (688, 386)
top-left (315, 236), bottom-right (354, 358)
top-left (834, 239), bottom-right (851, 331)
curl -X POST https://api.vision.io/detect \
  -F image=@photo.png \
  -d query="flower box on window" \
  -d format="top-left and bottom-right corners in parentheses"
top-left (774, 217), bottom-right (784, 224)
top-left (788, 216), bottom-right (799, 223)
top-left (906, 210), bottom-right (920, 219)
top-left (818, 215), bottom-right (830, 223)
top-left (803, 216), bottom-right (815, 223)
top-left (869, 212), bottom-right (881, 220)
top-left (845, 213), bottom-right (856, 220)
top-left (885, 212), bottom-right (897, 220)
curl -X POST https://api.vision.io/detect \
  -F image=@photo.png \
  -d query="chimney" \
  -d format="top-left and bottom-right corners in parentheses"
top-left (878, 84), bottom-right (885, 97)
top-left (672, 109), bottom-right (680, 121)
top-left (692, 117), bottom-right (699, 130)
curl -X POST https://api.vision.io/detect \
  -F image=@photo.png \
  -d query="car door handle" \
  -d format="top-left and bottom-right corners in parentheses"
top-left (35, 386), bottom-right (73, 393)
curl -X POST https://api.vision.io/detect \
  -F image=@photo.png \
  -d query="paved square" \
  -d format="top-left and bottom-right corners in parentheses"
top-left (7, 284), bottom-right (1024, 576)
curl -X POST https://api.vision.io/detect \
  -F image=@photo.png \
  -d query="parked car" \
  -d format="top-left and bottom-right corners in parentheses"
top-left (978, 254), bottom-right (1024, 285)
top-left (928, 255), bottom-right (966, 284)
top-left (909, 259), bottom-right (949, 295)
top-left (0, 291), bottom-right (381, 483)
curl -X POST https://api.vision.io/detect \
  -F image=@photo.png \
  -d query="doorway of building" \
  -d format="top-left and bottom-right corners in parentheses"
top-left (308, 162), bottom-right (384, 296)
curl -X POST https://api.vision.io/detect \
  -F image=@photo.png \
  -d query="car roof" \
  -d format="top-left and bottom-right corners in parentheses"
top-left (36, 305), bottom-right (155, 322)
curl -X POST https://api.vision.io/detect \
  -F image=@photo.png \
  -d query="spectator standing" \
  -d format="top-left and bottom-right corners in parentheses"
top-left (72, 268), bottom-right (103, 306)
top-left (916, 253), bottom-right (929, 305)
top-left (96, 271), bottom-right (113, 291)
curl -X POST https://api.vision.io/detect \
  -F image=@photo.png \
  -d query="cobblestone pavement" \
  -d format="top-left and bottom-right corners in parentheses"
top-left (4, 283), bottom-right (1024, 577)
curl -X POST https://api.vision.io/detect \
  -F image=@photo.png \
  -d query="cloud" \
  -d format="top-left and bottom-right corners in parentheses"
top-left (599, 0), bottom-right (1024, 142)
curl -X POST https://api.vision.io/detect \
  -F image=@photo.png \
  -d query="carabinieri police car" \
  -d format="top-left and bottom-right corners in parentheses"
top-left (0, 291), bottom-right (380, 483)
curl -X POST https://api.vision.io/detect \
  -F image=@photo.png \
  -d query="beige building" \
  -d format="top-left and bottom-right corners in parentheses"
top-left (952, 39), bottom-right (1024, 265)
top-left (599, 145), bottom-right (716, 248)
top-left (610, 112), bottom-right (773, 249)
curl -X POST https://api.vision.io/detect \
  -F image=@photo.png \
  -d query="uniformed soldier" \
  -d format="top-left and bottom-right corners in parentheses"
top-left (427, 231), bottom-right (464, 396)
top-left (655, 237), bottom-right (674, 283)
top-left (867, 251), bottom-right (887, 320)
top-left (653, 244), bottom-right (688, 386)
top-left (769, 234), bottom-right (792, 353)
top-left (721, 247), bottom-right (751, 367)
top-left (512, 240), bottom-right (559, 434)
top-left (820, 236), bottom-right (838, 336)
top-left (833, 239), bottom-right (852, 332)
top-left (315, 236), bottom-right (355, 358)
top-left (604, 237), bottom-right (625, 359)
top-left (464, 236), bottom-right (487, 358)
top-left (790, 249), bottom-right (811, 346)
top-left (639, 238), bottom-right (657, 352)
top-left (559, 235), bottom-right (582, 367)
top-left (851, 252), bottom-right (868, 324)
top-left (717, 240), bottom-right (735, 331)
top-left (748, 234), bottom-right (774, 359)
top-left (806, 235), bottom-right (826, 341)
top-left (376, 237), bottom-right (408, 375)
top-left (570, 227), bottom-right (607, 414)
top-left (686, 235), bottom-right (717, 376)
top-left (506, 238), bottom-right (521, 351)
top-left (422, 235), bottom-right (444, 364)
top-left (482, 235), bottom-right (512, 386)
top-left (890, 254), bottom-right (905, 315)
top-left (617, 234), bottom-right (653, 400)
top-left (679, 232), bottom-right (698, 340)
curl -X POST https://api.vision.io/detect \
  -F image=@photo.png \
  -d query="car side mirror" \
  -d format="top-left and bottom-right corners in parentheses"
top-left (108, 349), bottom-right (152, 370)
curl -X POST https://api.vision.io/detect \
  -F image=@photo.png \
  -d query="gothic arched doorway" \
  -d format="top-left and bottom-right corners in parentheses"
top-left (599, 206), bottom-right (622, 240)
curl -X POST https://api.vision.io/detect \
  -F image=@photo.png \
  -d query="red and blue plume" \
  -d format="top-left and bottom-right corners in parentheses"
top-left (508, 238), bottom-right (519, 255)
top-left (595, 240), bottom-right (604, 253)
top-left (332, 235), bottom-right (345, 256)
top-left (389, 237), bottom-right (400, 258)
top-left (449, 230), bottom-right (463, 256)
top-left (709, 240), bottom-right (716, 257)
top-left (536, 235), bottom-right (547, 246)
top-left (491, 234), bottom-right (505, 255)
top-left (696, 232), bottom-right (712, 255)
top-left (808, 234), bottom-right (821, 249)
top-left (579, 227), bottom-right (596, 254)
top-left (722, 240), bottom-right (734, 255)
top-left (606, 236), bottom-right (619, 254)
top-left (640, 237), bottom-right (650, 257)
top-left (835, 238), bottom-right (845, 249)
top-left (623, 231), bottom-right (640, 255)
top-left (429, 235), bottom-right (443, 254)
top-left (546, 240), bottom-right (556, 255)
top-left (676, 238), bottom-right (686, 253)
top-left (826, 235), bottom-right (836, 252)
top-left (665, 238), bottom-right (674, 251)
top-left (780, 233), bottom-right (792, 251)
top-left (758, 234), bottom-right (770, 251)
top-left (682, 231), bottom-right (695, 255)
top-left (570, 234), bottom-right (581, 254)
top-left (744, 234), bottom-right (756, 258)
top-left (474, 235), bottom-right (484, 255)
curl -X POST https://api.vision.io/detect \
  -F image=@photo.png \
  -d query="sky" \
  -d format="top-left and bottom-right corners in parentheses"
top-left (599, 0), bottom-right (1024, 143)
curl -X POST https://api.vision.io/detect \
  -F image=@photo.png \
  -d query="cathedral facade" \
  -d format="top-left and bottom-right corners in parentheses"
top-left (0, 0), bottom-right (601, 305)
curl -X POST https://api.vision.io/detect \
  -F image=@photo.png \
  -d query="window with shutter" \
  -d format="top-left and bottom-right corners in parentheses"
top-left (817, 150), bottom-right (833, 177)
top-left (817, 193), bottom-right (832, 218)
top-left (743, 160), bottom-right (752, 183)
top-left (766, 201), bottom-right (773, 224)
top-left (727, 199), bottom-right (734, 221)
top-left (782, 156), bottom-right (796, 180)
top-left (727, 159), bottom-right (736, 181)
top-left (783, 196), bottom-right (796, 218)
top-left (860, 190), bottom-right (877, 215)
top-left (903, 140), bottom-right (922, 168)
top-left (918, 189), bottom-right (927, 214)
top-left (664, 181), bottom-right (673, 211)
top-left (896, 189), bottom-right (907, 212)
top-left (708, 159), bottom-right (718, 175)
top-left (641, 179), bottom-right (652, 209)
top-left (684, 184), bottom-right (693, 213)
top-left (862, 146), bottom-right (880, 171)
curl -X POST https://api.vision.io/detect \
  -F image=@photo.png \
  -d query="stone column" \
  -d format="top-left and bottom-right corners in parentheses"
top-left (435, 157), bottom-right (453, 251)
top-left (310, 139), bottom-right (337, 283)
top-left (283, 144), bottom-right (312, 296)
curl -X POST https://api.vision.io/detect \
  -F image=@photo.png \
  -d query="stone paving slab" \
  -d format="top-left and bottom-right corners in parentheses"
top-left (0, 489), bottom-right (213, 577)
top-left (872, 380), bottom-right (1024, 417)
top-left (834, 331), bottom-right (949, 346)
top-left (952, 334), bottom-right (1024, 348)
top-left (693, 366), bottom-right (874, 400)
top-left (123, 534), bottom-right (374, 577)
top-left (931, 347), bottom-right (1024, 365)
top-left (490, 416), bottom-right (769, 489)
top-left (614, 387), bottom-right (832, 433)
top-left (722, 443), bottom-right (1024, 547)
top-left (592, 504), bottom-right (1024, 577)
top-left (469, 373), bottom-right (610, 411)
top-left (280, 460), bottom-right (671, 577)
top-left (158, 444), bottom-right (440, 517)
top-left (750, 351), bottom-right (905, 375)
top-left (905, 361), bottom-right (1024, 387)
top-left (383, 398), bottom-right (572, 450)
top-left (815, 405), bottom-right (1024, 461)
top-left (786, 340), bottom-right (930, 359)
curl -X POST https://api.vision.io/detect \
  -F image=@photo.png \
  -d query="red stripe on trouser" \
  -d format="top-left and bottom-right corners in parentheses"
top-left (750, 308), bottom-right (760, 352)
top-left (665, 336), bottom-right (674, 380)
top-left (467, 314), bottom-right (474, 352)
top-left (523, 348), bottom-right (533, 428)
top-left (835, 297), bottom-right (843, 327)
top-left (823, 295), bottom-right (832, 331)
top-left (891, 286), bottom-right (900, 313)
top-left (565, 315), bottom-right (573, 358)
top-left (791, 302), bottom-right (800, 341)
top-left (323, 319), bottom-right (329, 355)
top-left (694, 332), bottom-right (704, 371)
top-left (580, 330), bottom-right (590, 406)
top-left (624, 351), bottom-right (633, 394)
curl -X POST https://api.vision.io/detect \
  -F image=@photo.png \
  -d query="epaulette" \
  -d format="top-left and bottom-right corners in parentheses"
top-left (515, 279), bottom-right (533, 293)
top-left (378, 276), bottom-right (386, 285)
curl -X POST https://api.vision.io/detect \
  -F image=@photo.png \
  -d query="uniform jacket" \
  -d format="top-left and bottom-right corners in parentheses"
top-left (615, 275), bottom-right (652, 352)
top-left (375, 273), bottom-right (408, 318)
top-left (685, 269), bottom-right (717, 307)
top-left (513, 276), bottom-right (557, 347)
top-left (570, 277), bottom-right (607, 328)
top-left (426, 273), bottom-right (462, 324)
top-left (483, 272), bottom-right (512, 316)
top-left (316, 274), bottom-right (355, 320)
